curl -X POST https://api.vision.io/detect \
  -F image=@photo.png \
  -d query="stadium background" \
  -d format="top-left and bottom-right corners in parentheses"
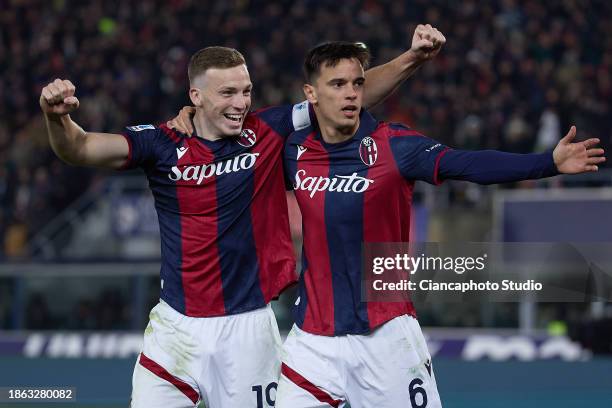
top-left (1, 0), bottom-right (611, 407)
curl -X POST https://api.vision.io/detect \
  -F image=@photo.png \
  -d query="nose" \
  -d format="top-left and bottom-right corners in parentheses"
top-left (346, 84), bottom-right (358, 100)
top-left (233, 94), bottom-right (249, 111)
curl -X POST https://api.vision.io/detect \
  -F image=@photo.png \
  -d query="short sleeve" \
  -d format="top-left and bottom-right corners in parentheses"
top-left (389, 127), bottom-right (450, 185)
top-left (253, 101), bottom-right (312, 139)
top-left (121, 124), bottom-right (165, 170)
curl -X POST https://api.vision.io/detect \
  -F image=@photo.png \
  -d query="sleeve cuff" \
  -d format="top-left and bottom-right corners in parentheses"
top-left (432, 148), bottom-right (451, 185)
top-left (117, 133), bottom-right (134, 170)
top-left (542, 151), bottom-right (560, 178)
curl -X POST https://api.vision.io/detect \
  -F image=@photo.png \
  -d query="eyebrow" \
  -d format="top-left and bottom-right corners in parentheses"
top-left (219, 85), bottom-right (252, 92)
top-left (327, 76), bottom-right (365, 84)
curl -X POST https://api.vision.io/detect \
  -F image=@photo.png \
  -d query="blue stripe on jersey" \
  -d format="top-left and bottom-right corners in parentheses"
top-left (321, 113), bottom-right (377, 334)
top-left (389, 131), bottom-right (444, 184)
top-left (294, 245), bottom-right (310, 328)
top-left (324, 153), bottom-right (370, 335)
top-left (213, 146), bottom-right (265, 314)
top-left (146, 151), bottom-right (186, 314)
top-left (284, 128), bottom-right (314, 328)
top-left (326, 112), bottom-right (378, 334)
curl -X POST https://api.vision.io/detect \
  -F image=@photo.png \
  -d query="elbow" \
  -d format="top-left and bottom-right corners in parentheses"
top-left (59, 156), bottom-right (83, 166)
top-left (51, 146), bottom-right (86, 167)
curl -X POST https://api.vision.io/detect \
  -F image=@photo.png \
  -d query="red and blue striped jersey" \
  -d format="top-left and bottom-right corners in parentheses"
top-left (285, 108), bottom-right (559, 336)
top-left (121, 103), bottom-right (311, 317)
top-left (284, 109), bottom-right (449, 336)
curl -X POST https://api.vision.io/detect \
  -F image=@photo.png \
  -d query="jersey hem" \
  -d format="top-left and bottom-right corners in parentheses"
top-left (160, 276), bottom-right (298, 318)
top-left (296, 309), bottom-right (418, 336)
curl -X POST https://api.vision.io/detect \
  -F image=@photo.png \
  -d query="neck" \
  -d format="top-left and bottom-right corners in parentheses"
top-left (318, 116), bottom-right (360, 144)
top-left (193, 109), bottom-right (222, 141)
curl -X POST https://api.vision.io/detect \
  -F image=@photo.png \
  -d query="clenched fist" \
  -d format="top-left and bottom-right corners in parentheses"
top-left (411, 24), bottom-right (446, 62)
top-left (40, 79), bottom-right (80, 116)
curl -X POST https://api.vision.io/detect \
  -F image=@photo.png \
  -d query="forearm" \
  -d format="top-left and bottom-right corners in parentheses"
top-left (363, 50), bottom-right (423, 108)
top-left (438, 149), bottom-right (559, 185)
top-left (44, 113), bottom-right (88, 165)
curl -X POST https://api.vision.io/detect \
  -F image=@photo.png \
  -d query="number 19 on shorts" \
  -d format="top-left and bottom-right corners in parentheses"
top-left (252, 382), bottom-right (277, 407)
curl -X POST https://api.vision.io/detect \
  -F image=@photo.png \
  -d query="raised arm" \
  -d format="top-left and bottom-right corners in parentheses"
top-left (363, 24), bottom-right (446, 108)
top-left (392, 126), bottom-right (605, 185)
top-left (438, 127), bottom-right (605, 184)
top-left (40, 79), bottom-right (129, 169)
top-left (168, 24), bottom-right (447, 136)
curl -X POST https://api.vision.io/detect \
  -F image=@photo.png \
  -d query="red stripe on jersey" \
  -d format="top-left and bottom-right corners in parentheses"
top-left (159, 124), bottom-right (183, 143)
top-left (281, 363), bottom-right (342, 407)
top-left (249, 117), bottom-right (298, 302)
top-left (138, 353), bottom-right (199, 404)
top-left (433, 147), bottom-right (451, 185)
top-left (177, 137), bottom-right (225, 316)
top-left (362, 128), bottom-right (416, 329)
top-left (119, 133), bottom-right (133, 170)
top-left (297, 134), bottom-right (335, 334)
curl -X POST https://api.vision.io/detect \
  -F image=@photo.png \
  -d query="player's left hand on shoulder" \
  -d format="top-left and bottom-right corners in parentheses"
top-left (410, 23), bottom-right (446, 61)
top-left (167, 106), bottom-right (196, 137)
top-left (553, 125), bottom-right (606, 174)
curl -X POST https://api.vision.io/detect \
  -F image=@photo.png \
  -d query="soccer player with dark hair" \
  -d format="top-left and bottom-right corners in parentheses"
top-left (39, 25), bottom-right (446, 408)
top-left (276, 41), bottom-right (605, 407)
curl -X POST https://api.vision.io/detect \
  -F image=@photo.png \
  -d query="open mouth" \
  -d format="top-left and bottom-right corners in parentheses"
top-left (223, 113), bottom-right (243, 123)
top-left (341, 105), bottom-right (358, 116)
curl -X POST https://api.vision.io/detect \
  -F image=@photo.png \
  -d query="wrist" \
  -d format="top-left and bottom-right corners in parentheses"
top-left (551, 149), bottom-right (561, 172)
top-left (548, 150), bottom-right (561, 175)
top-left (45, 112), bottom-right (70, 123)
top-left (400, 49), bottom-right (426, 68)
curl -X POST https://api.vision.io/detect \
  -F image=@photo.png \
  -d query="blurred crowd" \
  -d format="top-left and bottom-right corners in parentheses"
top-left (25, 288), bottom-right (130, 330)
top-left (1, 0), bottom-right (611, 259)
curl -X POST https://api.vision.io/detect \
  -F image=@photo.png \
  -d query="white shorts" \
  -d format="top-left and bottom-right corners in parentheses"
top-left (276, 315), bottom-right (441, 408)
top-left (130, 301), bottom-right (283, 408)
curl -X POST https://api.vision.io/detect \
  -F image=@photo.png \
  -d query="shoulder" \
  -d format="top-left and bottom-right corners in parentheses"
top-left (287, 122), bottom-right (315, 145)
top-left (249, 105), bottom-right (290, 123)
top-left (251, 102), bottom-right (312, 130)
top-left (384, 122), bottom-right (425, 139)
top-left (125, 123), bottom-right (188, 146)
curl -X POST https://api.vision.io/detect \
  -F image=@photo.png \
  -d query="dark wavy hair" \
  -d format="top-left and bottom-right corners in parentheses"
top-left (303, 41), bottom-right (371, 83)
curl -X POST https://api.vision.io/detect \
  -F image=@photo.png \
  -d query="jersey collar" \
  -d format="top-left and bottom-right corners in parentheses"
top-left (314, 109), bottom-right (379, 149)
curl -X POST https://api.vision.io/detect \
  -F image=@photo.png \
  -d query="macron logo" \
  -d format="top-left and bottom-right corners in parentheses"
top-left (176, 146), bottom-right (189, 160)
top-left (297, 145), bottom-right (307, 160)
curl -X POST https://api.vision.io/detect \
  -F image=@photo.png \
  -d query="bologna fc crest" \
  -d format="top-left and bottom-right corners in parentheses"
top-left (359, 136), bottom-right (378, 166)
top-left (237, 128), bottom-right (257, 147)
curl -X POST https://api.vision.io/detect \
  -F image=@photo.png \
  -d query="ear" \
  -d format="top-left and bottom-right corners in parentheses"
top-left (303, 83), bottom-right (317, 105)
top-left (189, 87), bottom-right (201, 107)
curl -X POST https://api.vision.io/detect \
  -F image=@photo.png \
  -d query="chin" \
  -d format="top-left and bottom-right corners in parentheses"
top-left (223, 126), bottom-right (243, 136)
top-left (338, 117), bottom-right (357, 127)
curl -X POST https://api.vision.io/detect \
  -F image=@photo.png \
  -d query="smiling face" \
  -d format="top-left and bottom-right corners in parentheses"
top-left (304, 57), bottom-right (365, 137)
top-left (189, 64), bottom-right (252, 139)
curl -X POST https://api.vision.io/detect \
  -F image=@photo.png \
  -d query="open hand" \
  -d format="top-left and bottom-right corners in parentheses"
top-left (167, 106), bottom-right (196, 136)
top-left (553, 126), bottom-right (606, 173)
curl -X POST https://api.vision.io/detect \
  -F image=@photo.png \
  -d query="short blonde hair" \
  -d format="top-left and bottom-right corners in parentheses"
top-left (188, 46), bottom-right (246, 84)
